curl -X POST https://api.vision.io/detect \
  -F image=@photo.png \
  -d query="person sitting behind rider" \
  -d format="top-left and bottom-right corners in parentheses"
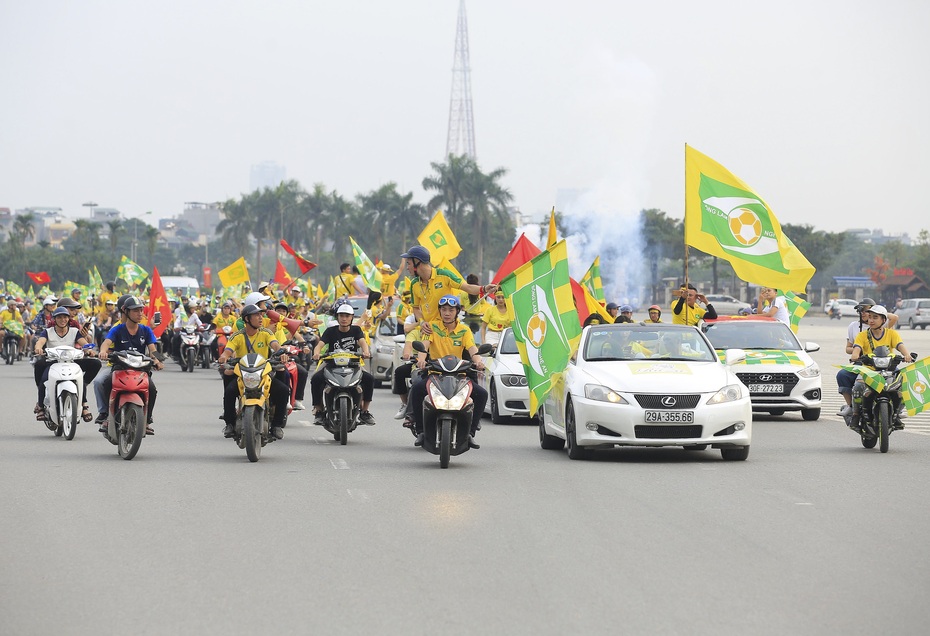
top-left (408, 294), bottom-right (487, 449)
top-left (96, 296), bottom-right (164, 435)
top-left (849, 305), bottom-right (912, 428)
top-left (481, 290), bottom-right (512, 347)
top-left (217, 304), bottom-right (290, 440)
top-left (272, 301), bottom-right (310, 410)
top-left (310, 303), bottom-right (376, 426)
top-left (615, 304), bottom-right (634, 323)
top-left (672, 284), bottom-right (717, 325)
top-left (33, 307), bottom-right (101, 422)
top-left (645, 305), bottom-right (663, 323)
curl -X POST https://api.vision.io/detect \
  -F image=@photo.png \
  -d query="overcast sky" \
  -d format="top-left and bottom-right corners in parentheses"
top-left (2, 0), bottom-right (928, 238)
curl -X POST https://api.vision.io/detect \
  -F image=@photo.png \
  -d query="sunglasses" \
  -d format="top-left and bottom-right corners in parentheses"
top-left (438, 297), bottom-right (460, 307)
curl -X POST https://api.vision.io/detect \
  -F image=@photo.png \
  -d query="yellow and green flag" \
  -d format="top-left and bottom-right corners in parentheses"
top-left (780, 289), bottom-right (811, 334)
top-left (546, 207), bottom-right (557, 249)
top-left (685, 145), bottom-right (815, 292)
top-left (500, 240), bottom-right (582, 415)
top-left (90, 266), bottom-right (104, 290)
top-left (6, 281), bottom-right (26, 298)
top-left (217, 257), bottom-right (250, 288)
top-left (349, 237), bottom-right (382, 292)
top-left (418, 210), bottom-right (462, 264)
top-left (324, 277), bottom-right (337, 305)
top-left (580, 256), bottom-right (605, 303)
top-left (837, 364), bottom-right (887, 394)
top-left (116, 255), bottom-right (149, 286)
top-left (901, 357), bottom-right (930, 416)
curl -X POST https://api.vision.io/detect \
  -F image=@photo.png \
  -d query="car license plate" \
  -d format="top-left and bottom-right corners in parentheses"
top-left (748, 384), bottom-right (784, 393)
top-left (644, 410), bottom-right (694, 423)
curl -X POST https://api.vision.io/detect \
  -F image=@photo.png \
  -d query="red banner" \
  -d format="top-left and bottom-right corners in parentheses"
top-left (280, 239), bottom-right (316, 274)
top-left (273, 259), bottom-right (293, 286)
top-left (26, 271), bottom-right (51, 285)
top-left (145, 267), bottom-right (170, 338)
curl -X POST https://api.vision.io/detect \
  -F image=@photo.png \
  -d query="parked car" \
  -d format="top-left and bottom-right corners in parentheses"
top-left (702, 316), bottom-right (822, 420)
top-left (538, 324), bottom-right (752, 460)
top-left (369, 318), bottom-right (397, 387)
top-left (896, 298), bottom-right (930, 330)
top-left (476, 328), bottom-right (530, 423)
top-left (704, 294), bottom-right (751, 316)
top-left (823, 298), bottom-right (858, 317)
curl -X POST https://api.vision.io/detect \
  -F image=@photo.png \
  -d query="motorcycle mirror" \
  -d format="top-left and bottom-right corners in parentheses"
top-left (911, 352), bottom-right (918, 362)
top-left (412, 341), bottom-right (427, 353)
top-left (476, 343), bottom-right (494, 356)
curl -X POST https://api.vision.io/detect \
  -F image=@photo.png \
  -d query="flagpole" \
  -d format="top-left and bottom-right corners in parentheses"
top-left (683, 143), bottom-right (691, 325)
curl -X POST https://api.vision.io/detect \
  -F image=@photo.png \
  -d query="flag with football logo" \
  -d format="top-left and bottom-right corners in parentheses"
top-left (116, 255), bottom-right (149, 287)
top-left (901, 357), bottom-right (930, 416)
top-left (417, 210), bottom-right (462, 264)
top-left (500, 240), bottom-right (582, 415)
top-left (779, 289), bottom-right (811, 334)
top-left (217, 257), bottom-right (250, 287)
top-left (836, 364), bottom-right (887, 393)
top-left (685, 145), bottom-right (815, 292)
top-left (349, 237), bottom-right (382, 292)
top-left (580, 256), bottom-right (605, 303)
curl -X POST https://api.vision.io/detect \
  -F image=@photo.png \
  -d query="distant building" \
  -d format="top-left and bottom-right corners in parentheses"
top-left (249, 161), bottom-right (286, 192)
top-left (180, 202), bottom-right (221, 245)
top-left (846, 228), bottom-right (911, 246)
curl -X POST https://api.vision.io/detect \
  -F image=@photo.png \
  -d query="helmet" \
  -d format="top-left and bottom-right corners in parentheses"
top-left (257, 281), bottom-right (271, 292)
top-left (865, 305), bottom-right (889, 321)
top-left (438, 294), bottom-right (460, 308)
top-left (243, 291), bottom-right (270, 306)
top-left (116, 294), bottom-right (133, 312)
top-left (274, 302), bottom-right (288, 312)
top-left (105, 299), bottom-right (116, 306)
top-left (52, 307), bottom-right (71, 318)
top-left (648, 304), bottom-right (661, 312)
top-left (43, 297), bottom-right (58, 307)
top-left (57, 297), bottom-right (81, 309)
top-left (122, 296), bottom-right (145, 311)
top-left (71, 287), bottom-right (81, 294)
top-left (222, 300), bottom-right (234, 308)
top-left (400, 246), bottom-right (430, 263)
top-left (336, 303), bottom-right (355, 316)
top-left (240, 304), bottom-right (263, 318)
top-left (606, 302), bottom-right (619, 311)
top-left (620, 305), bottom-right (633, 313)
top-left (855, 298), bottom-right (877, 312)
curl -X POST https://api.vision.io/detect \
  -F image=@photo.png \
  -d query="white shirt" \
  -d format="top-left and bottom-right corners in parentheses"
top-left (767, 295), bottom-right (790, 326)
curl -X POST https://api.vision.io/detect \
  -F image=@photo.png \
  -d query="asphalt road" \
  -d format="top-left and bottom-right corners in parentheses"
top-left (2, 315), bottom-right (929, 635)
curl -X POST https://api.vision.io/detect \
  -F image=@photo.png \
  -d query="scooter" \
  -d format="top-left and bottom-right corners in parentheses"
top-left (225, 350), bottom-right (287, 462)
top-left (198, 324), bottom-right (216, 369)
top-left (317, 352), bottom-right (366, 445)
top-left (103, 350), bottom-right (156, 460)
top-left (843, 346), bottom-right (916, 453)
top-left (40, 345), bottom-right (89, 440)
top-left (179, 325), bottom-right (200, 372)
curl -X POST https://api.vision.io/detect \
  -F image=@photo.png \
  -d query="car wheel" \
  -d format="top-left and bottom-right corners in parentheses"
top-left (565, 401), bottom-right (589, 460)
top-left (910, 318), bottom-right (916, 330)
top-left (538, 406), bottom-right (564, 450)
top-left (721, 445), bottom-right (750, 461)
top-left (490, 384), bottom-right (509, 424)
top-left (801, 408), bottom-right (821, 421)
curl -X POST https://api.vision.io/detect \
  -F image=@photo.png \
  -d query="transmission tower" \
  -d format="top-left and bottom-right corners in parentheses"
top-left (445, 0), bottom-right (476, 159)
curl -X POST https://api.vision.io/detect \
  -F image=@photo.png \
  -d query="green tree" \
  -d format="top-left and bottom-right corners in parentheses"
top-left (465, 166), bottom-right (514, 276)
top-left (422, 154), bottom-right (476, 230)
top-left (216, 198), bottom-right (252, 260)
top-left (107, 220), bottom-right (123, 252)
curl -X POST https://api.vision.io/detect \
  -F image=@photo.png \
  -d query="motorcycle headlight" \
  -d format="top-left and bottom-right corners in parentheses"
top-left (872, 356), bottom-right (892, 370)
top-left (428, 382), bottom-right (470, 411)
top-left (242, 370), bottom-right (263, 389)
top-left (797, 364), bottom-right (820, 378)
top-left (584, 384), bottom-right (627, 404)
top-left (708, 383), bottom-right (744, 404)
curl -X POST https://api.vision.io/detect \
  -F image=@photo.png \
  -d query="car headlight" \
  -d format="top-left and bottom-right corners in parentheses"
top-left (500, 374), bottom-right (527, 387)
top-left (797, 363), bottom-right (820, 378)
top-left (242, 370), bottom-right (263, 389)
top-left (376, 343), bottom-right (394, 355)
top-left (708, 383), bottom-right (744, 404)
top-left (584, 384), bottom-right (627, 404)
top-left (428, 382), bottom-right (470, 411)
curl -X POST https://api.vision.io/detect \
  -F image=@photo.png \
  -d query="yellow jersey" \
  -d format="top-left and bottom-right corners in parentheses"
top-left (224, 327), bottom-right (278, 359)
top-left (412, 267), bottom-right (464, 324)
top-left (427, 320), bottom-right (475, 359)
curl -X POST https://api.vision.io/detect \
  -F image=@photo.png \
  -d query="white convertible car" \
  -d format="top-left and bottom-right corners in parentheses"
top-left (477, 328), bottom-right (531, 423)
top-left (538, 324), bottom-right (753, 461)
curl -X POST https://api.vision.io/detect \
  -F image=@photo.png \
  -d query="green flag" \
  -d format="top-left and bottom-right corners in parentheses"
top-left (349, 237), bottom-right (382, 292)
top-left (500, 240), bottom-right (582, 415)
top-left (580, 256), bottom-right (605, 303)
top-left (3, 320), bottom-right (24, 337)
top-left (779, 289), bottom-right (811, 334)
top-left (901, 357), bottom-right (930, 416)
top-left (116, 255), bottom-right (149, 286)
top-left (837, 364), bottom-right (886, 393)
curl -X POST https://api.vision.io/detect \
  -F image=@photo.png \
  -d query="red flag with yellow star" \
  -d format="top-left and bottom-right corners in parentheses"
top-left (145, 266), bottom-right (170, 338)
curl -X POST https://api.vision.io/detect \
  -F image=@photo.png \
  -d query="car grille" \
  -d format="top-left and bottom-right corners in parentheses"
top-left (635, 425), bottom-right (702, 439)
top-left (736, 372), bottom-right (799, 396)
top-left (633, 394), bottom-right (701, 409)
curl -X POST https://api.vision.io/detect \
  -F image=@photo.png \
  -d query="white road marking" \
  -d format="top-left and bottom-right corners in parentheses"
top-left (347, 489), bottom-right (369, 501)
top-left (330, 458), bottom-right (349, 470)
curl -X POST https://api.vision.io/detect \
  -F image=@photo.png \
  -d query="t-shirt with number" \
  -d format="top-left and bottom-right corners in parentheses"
top-left (320, 325), bottom-right (365, 355)
top-left (853, 328), bottom-right (904, 358)
top-left (224, 327), bottom-right (278, 359)
top-left (427, 321), bottom-right (475, 359)
top-left (411, 267), bottom-right (464, 324)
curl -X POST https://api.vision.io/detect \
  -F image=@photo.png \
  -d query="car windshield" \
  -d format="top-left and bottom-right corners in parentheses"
top-left (583, 326), bottom-right (715, 362)
top-left (499, 329), bottom-right (519, 355)
top-left (703, 321), bottom-right (801, 351)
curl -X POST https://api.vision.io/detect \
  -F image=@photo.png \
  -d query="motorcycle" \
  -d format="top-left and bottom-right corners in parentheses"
top-left (3, 330), bottom-right (22, 365)
top-left (843, 345), bottom-right (916, 453)
top-left (317, 352), bottom-right (367, 445)
top-left (179, 324), bottom-right (200, 372)
top-left (411, 342), bottom-right (492, 468)
top-left (829, 303), bottom-right (843, 320)
top-left (103, 350), bottom-right (156, 460)
top-left (40, 345), bottom-right (90, 440)
top-left (198, 324), bottom-right (216, 369)
top-left (226, 349), bottom-right (287, 462)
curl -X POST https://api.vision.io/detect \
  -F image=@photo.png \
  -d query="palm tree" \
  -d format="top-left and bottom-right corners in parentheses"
top-left (143, 226), bottom-right (160, 263)
top-left (13, 213), bottom-right (36, 249)
top-left (465, 166), bottom-right (514, 276)
top-left (71, 219), bottom-right (100, 252)
top-left (216, 198), bottom-right (252, 258)
top-left (422, 154), bottom-right (478, 231)
top-left (107, 219), bottom-right (124, 252)
top-left (357, 183), bottom-right (401, 259)
top-left (381, 190), bottom-right (426, 261)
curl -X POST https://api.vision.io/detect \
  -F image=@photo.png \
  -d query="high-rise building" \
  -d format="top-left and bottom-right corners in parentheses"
top-left (249, 161), bottom-right (286, 192)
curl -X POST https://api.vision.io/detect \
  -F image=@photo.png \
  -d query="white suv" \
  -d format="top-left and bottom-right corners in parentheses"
top-left (896, 298), bottom-right (930, 330)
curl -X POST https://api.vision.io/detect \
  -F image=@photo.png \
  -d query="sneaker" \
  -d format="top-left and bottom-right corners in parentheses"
top-left (359, 411), bottom-right (376, 426)
top-left (271, 426), bottom-right (284, 440)
top-left (838, 405), bottom-right (852, 417)
top-left (313, 411), bottom-right (325, 426)
top-left (393, 404), bottom-right (407, 420)
top-left (293, 400), bottom-right (305, 410)
top-left (897, 405), bottom-right (908, 420)
top-left (468, 436), bottom-right (480, 450)
top-left (223, 423), bottom-right (235, 438)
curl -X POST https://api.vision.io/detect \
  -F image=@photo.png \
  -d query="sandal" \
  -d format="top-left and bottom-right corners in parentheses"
top-left (145, 426), bottom-right (155, 436)
top-left (82, 405), bottom-right (93, 422)
top-left (34, 403), bottom-right (43, 414)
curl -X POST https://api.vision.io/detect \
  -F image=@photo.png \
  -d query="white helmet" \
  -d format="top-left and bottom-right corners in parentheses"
top-left (336, 304), bottom-right (355, 316)
top-left (243, 292), bottom-right (270, 306)
top-left (866, 305), bottom-right (889, 321)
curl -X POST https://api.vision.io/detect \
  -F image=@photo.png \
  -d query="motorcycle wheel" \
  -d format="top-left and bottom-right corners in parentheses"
top-left (201, 349), bottom-right (210, 369)
top-left (61, 392), bottom-right (78, 440)
top-left (439, 417), bottom-right (452, 468)
top-left (118, 403), bottom-right (145, 460)
top-left (5, 340), bottom-right (14, 365)
top-left (186, 348), bottom-right (196, 373)
top-left (338, 398), bottom-right (349, 446)
top-left (243, 406), bottom-right (262, 462)
top-left (878, 401), bottom-right (891, 453)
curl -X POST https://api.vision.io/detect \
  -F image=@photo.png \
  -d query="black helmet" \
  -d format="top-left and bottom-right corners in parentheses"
top-left (116, 294), bottom-right (133, 312)
top-left (400, 245), bottom-right (430, 263)
top-left (122, 296), bottom-right (145, 312)
top-left (241, 304), bottom-right (262, 318)
top-left (855, 298), bottom-right (877, 312)
top-left (274, 302), bottom-right (288, 312)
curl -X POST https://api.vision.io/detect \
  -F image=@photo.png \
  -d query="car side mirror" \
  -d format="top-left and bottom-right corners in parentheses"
top-left (723, 348), bottom-right (746, 366)
top-left (805, 342), bottom-right (820, 353)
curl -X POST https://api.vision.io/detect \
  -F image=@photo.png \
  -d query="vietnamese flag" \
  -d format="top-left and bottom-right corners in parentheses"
top-left (145, 267), bottom-right (170, 338)
top-left (27, 271), bottom-right (51, 285)
top-left (280, 239), bottom-right (316, 274)
top-left (273, 259), bottom-right (293, 286)
top-left (490, 233), bottom-right (542, 286)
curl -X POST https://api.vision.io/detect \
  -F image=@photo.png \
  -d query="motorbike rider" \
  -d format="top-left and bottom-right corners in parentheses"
top-left (310, 303), bottom-right (376, 426)
top-left (33, 307), bottom-right (101, 422)
top-left (401, 245), bottom-right (495, 337)
top-left (218, 303), bottom-right (290, 440)
top-left (671, 284), bottom-right (717, 326)
top-left (836, 297), bottom-right (900, 416)
top-left (0, 298), bottom-right (25, 354)
top-left (615, 304), bottom-right (635, 323)
top-left (272, 301), bottom-right (310, 410)
top-left (171, 298), bottom-right (204, 363)
top-left (408, 294), bottom-right (487, 449)
top-left (849, 305), bottom-right (912, 428)
top-left (96, 296), bottom-right (164, 435)
top-left (211, 301), bottom-right (239, 359)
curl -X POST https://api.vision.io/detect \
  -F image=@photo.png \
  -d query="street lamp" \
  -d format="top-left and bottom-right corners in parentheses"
top-left (82, 201), bottom-right (98, 219)
top-left (130, 210), bottom-right (153, 262)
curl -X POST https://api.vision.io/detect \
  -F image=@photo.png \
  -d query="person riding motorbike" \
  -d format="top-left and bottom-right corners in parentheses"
top-left (310, 303), bottom-right (376, 426)
top-left (171, 299), bottom-right (204, 364)
top-left (96, 296), bottom-right (164, 435)
top-left (33, 307), bottom-right (101, 422)
top-left (211, 301), bottom-right (239, 359)
top-left (0, 298), bottom-right (25, 352)
top-left (272, 301), bottom-right (310, 410)
top-left (408, 294), bottom-right (487, 449)
top-left (836, 298), bottom-right (900, 416)
top-left (848, 305), bottom-right (912, 428)
top-left (218, 303), bottom-right (290, 440)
